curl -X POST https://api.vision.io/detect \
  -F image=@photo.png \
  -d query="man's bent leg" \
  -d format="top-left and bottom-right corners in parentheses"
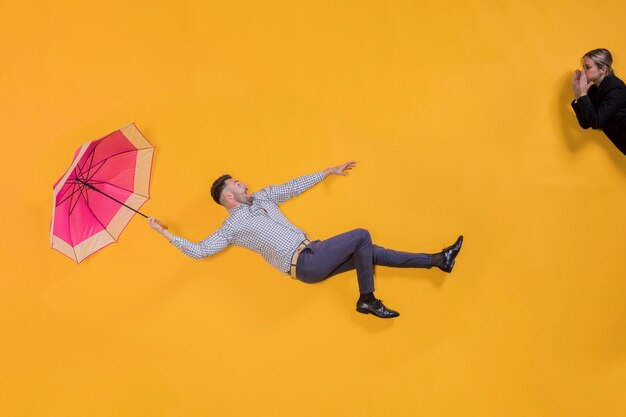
top-left (296, 229), bottom-right (403, 319)
top-left (296, 228), bottom-right (375, 294)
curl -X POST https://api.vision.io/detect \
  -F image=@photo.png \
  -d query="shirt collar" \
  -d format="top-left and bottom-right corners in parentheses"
top-left (227, 198), bottom-right (255, 214)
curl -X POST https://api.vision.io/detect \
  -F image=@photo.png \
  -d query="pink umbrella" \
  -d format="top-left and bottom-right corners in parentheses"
top-left (50, 123), bottom-right (161, 263)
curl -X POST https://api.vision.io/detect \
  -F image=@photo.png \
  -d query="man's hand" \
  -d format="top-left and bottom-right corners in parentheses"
top-left (148, 217), bottom-right (173, 240)
top-left (324, 161), bottom-right (356, 177)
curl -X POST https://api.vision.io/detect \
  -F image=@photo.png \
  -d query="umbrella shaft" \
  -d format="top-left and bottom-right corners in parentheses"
top-left (78, 179), bottom-right (148, 218)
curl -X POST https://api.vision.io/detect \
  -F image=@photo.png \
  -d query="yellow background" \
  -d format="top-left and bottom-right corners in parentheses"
top-left (1, 1), bottom-right (625, 416)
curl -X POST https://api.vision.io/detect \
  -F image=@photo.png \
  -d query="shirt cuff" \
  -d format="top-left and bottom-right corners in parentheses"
top-left (169, 235), bottom-right (185, 248)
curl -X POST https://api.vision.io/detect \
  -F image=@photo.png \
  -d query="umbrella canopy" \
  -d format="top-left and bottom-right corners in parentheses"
top-left (51, 123), bottom-right (154, 263)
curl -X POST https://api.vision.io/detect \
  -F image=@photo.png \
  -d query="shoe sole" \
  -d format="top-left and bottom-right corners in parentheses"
top-left (356, 308), bottom-right (400, 318)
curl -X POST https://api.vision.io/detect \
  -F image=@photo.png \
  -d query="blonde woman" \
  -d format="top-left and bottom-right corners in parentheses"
top-left (572, 48), bottom-right (626, 155)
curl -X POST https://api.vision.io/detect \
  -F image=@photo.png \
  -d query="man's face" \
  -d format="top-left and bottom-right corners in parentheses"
top-left (224, 178), bottom-right (252, 205)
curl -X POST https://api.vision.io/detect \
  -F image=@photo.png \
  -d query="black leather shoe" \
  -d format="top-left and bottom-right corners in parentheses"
top-left (439, 235), bottom-right (463, 273)
top-left (356, 298), bottom-right (400, 318)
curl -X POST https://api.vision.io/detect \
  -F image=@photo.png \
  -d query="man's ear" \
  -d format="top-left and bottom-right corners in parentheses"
top-left (221, 190), bottom-right (233, 203)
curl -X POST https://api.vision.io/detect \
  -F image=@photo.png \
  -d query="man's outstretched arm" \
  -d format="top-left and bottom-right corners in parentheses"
top-left (148, 217), bottom-right (230, 260)
top-left (262, 160), bottom-right (356, 204)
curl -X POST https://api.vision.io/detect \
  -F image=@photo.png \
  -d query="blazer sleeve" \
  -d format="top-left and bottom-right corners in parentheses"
top-left (571, 99), bottom-right (591, 129)
top-left (573, 81), bottom-right (626, 130)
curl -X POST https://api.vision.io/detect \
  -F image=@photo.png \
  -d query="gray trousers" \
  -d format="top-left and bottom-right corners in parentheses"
top-left (295, 228), bottom-right (432, 294)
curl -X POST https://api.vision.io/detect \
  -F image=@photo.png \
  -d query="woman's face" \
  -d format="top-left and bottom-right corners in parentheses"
top-left (582, 56), bottom-right (606, 83)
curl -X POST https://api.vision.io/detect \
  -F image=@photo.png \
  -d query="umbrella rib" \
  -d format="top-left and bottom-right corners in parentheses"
top-left (74, 144), bottom-right (114, 183)
top-left (83, 160), bottom-right (107, 184)
top-left (65, 184), bottom-right (87, 253)
top-left (83, 154), bottom-right (103, 180)
top-left (57, 141), bottom-right (153, 199)
top-left (76, 152), bottom-right (103, 182)
top-left (88, 179), bottom-right (150, 199)
top-left (64, 186), bottom-right (84, 261)
top-left (56, 182), bottom-right (73, 202)
top-left (75, 148), bottom-right (153, 199)
top-left (56, 173), bottom-right (86, 202)
top-left (79, 190), bottom-right (119, 243)
top-left (77, 146), bottom-right (97, 178)
top-left (57, 179), bottom-right (81, 205)
top-left (68, 183), bottom-right (86, 215)
top-left (75, 156), bottom-right (144, 199)
top-left (57, 183), bottom-right (83, 207)
top-left (65, 189), bottom-right (117, 262)
top-left (80, 146), bottom-right (154, 177)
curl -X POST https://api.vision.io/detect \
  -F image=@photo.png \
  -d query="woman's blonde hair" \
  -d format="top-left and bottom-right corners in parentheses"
top-left (583, 48), bottom-right (615, 76)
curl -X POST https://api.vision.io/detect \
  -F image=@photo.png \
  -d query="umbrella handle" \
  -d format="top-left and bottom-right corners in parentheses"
top-left (155, 219), bottom-right (169, 230)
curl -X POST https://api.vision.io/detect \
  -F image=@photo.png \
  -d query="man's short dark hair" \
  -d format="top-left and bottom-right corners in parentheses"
top-left (211, 174), bottom-right (232, 205)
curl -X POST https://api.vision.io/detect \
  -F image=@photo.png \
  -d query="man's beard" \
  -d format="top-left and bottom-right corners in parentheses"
top-left (236, 193), bottom-right (253, 205)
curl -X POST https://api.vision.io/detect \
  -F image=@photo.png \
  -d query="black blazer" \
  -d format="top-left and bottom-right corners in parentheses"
top-left (571, 75), bottom-right (626, 155)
